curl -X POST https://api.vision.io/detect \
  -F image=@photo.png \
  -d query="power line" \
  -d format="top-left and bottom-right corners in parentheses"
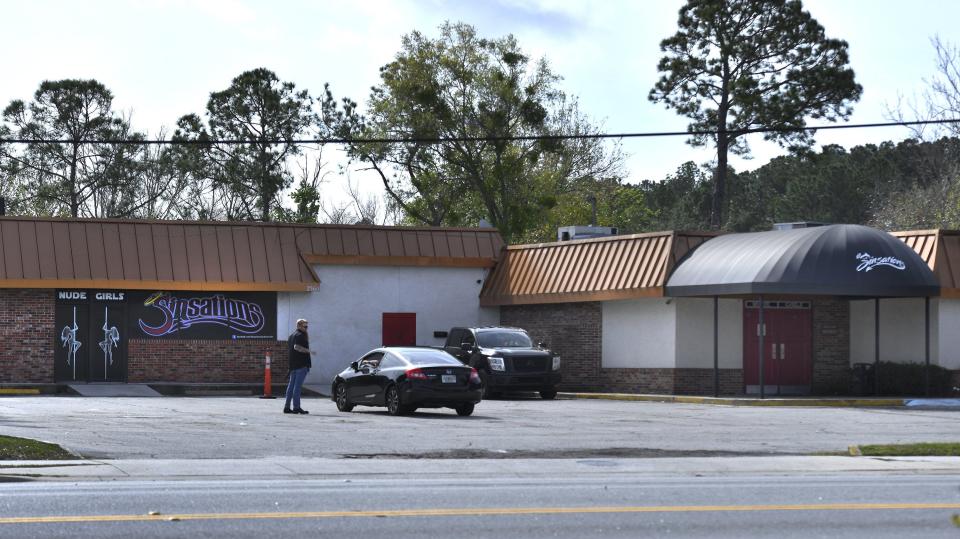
top-left (1, 118), bottom-right (958, 145)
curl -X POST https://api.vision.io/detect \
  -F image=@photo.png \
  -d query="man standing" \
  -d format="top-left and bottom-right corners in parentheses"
top-left (284, 318), bottom-right (314, 414)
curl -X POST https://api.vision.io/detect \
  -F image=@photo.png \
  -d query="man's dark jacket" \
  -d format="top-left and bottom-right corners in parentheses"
top-left (287, 329), bottom-right (311, 370)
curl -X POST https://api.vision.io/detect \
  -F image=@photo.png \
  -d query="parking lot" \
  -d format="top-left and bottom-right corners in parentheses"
top-left (0, 395), bottom-right (956, 459)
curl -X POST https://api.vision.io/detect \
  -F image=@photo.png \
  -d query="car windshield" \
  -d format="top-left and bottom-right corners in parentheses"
top-left (402, 350), bottom-right (462, 366)
top-left (476, 331), bottom-right (533, 348)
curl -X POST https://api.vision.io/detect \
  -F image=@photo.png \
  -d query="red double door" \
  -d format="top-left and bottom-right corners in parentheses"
top-left (743, 302), bottom-right (812, 394)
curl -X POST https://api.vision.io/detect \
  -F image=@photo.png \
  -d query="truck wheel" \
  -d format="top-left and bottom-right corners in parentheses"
top-left (539, 389), bottom-right (557, 400)
top-left (480, 371), bottom-right (498, 399)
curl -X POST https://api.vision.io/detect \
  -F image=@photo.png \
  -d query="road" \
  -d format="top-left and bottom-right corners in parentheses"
top-left (0, 396), bottom-right (958, 459)
top-left (0, 472), bottom-right (956, 538)
top-left (1, 395), bottom-right (957, 537)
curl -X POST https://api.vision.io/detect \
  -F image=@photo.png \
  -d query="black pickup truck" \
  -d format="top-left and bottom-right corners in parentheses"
top-left (443, 326), bottom-right (561, 399)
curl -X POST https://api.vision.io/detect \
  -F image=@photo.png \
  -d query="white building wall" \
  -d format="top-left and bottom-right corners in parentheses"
top-left (278, 265), bottom-right (498, 388)
top-left (937, 299), bottom-right (960, 370)
top-left (849, 298), bottom-right (943, 366)
top-left (601, 298), bottom-right (676, 368)
top-left (675, 298), bottom-right (743, 369)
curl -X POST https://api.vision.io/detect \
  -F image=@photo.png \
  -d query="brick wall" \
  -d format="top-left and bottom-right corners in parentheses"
top-left (0, 290), bottom-right (55, 383)
top-left (501, 302), bottom-right (602, 391)
top-left (598, 368), bottom-right (674, 393)
top-left (812, 299), bottom-right (851, 394)
top-left (128, 339), bottom-right (288, 383)
top-left (0, 288), bottom-right (289, 385)
top-left (502, 302), bottom-right (745, 395)
top-left (674, 368), bottom-right (744, 395)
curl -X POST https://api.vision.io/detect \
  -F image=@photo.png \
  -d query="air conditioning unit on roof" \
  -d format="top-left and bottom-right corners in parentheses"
top-left (557, 225), bottom-right (618, 242)
top-left (773, 222), bottom-right (829, 230)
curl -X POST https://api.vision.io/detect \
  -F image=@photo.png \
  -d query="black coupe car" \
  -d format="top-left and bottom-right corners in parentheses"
top-left (331, 347), bottom-right (482, 416)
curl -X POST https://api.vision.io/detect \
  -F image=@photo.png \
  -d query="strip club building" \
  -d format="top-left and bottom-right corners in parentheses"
top-left (0, 217), bottom-right (500, 392)
top-left (1, 216), bottom-right (957, 396)
top-left (481, 224), bottom-right (960, 396)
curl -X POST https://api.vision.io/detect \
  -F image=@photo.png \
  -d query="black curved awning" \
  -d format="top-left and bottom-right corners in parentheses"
top-left (665, 224), bottom-right (939, 298)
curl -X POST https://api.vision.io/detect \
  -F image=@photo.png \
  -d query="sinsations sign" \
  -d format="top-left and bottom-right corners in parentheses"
top-left (138, 292), bottom-right (266, 337)
top-left (855, 252), bottom-right (906, 272)
top-left (128, 291), bottom-right (277, 340)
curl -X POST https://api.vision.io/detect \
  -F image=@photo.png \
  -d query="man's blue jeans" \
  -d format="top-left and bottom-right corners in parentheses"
top-left (285, 367), bottom-right (310, 410)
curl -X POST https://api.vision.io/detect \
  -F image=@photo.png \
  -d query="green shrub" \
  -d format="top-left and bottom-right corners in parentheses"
top-left (874, 361), bottom-right (956, 396)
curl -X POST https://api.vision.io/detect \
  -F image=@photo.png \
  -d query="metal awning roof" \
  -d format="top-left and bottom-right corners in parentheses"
top-left (480, 231), bottom-right (716, 305)
top-left (893, 229), bottom-right (960, 298)
top-left (665, 224), bottom-right (939, 298)
top-left (0, 217), bottom-right (504, 292)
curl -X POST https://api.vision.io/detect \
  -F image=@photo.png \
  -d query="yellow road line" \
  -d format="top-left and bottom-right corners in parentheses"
top-left (1, 503), bottom-right (959, 524)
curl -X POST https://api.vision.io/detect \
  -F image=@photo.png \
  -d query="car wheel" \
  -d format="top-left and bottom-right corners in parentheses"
top-left (455, 403), bottom-right (475, 417)
top-left (539, 389), bottom-right (557, 400)
top-left (386, 385), bottom-right (407, 416)
top-left (335, 383), bottom-right (354, 412)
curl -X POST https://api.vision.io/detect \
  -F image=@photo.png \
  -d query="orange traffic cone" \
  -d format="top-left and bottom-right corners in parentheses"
top-left (259, 352), bottom-right (276, 399)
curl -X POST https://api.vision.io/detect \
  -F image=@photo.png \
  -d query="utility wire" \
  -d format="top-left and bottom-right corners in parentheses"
top-left (1, 118), bottom-right (958, 145)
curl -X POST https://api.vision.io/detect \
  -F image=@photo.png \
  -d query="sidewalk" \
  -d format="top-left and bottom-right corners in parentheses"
top-left (559, 392), bottom-right (960, 408)
top-left (2, 456), bottom-right (960, 482)
top-left (3, 385), bottom-right (957, 407)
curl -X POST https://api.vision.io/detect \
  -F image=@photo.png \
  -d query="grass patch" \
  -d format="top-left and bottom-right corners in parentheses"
top-left (0, 435), bottom-right (74, 460)
top-left (857, 442), bottom-right (960, 457)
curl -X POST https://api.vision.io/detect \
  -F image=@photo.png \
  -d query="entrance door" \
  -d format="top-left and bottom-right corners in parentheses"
top-left (54, 303), bottom-right (89, 382)
top-left (54, 297), bottom-right (127, 383)
top-left (743, 301), bottom-right (812, 394)
top-left (382, 313), bottom-right (416, 346)
top-left (89, 302), bottom-right (127, 382)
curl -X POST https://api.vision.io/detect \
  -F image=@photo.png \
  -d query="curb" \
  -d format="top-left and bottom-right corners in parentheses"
top-left (4, 456), bottom-right (960, 481)
top-left (559, 392), bottom-right (906, 407)
top-left (0, 388), bottom-right (41, 395)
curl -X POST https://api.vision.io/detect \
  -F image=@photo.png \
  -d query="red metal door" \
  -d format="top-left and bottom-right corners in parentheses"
top-left (776, 309), bottom-right (812, 387)
top-left (743, 307), bottom-right (765, 386)
top-left (743, 302), bottom-right (812, 391)
top-left (382, 313), bottom-right (417, 346)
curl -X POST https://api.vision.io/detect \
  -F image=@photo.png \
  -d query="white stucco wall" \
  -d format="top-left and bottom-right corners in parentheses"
top-left (675, 298), bottom-right (743, 369)
top-left (937, 299), bottom-right (960, 369)
top-left (278, 265), bottom-right (499, 388)
top-left (849, 298), bottom-right (943, 366)
top-left (601, 298), bottom-right (676, 368)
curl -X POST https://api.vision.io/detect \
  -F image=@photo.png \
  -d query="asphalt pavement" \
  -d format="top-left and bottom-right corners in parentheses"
top-left (0, 395), bottom-right (958, 460)
top-left (0, 470), bottom-right (957, 538)
top-left (0, 395), bottom-right (958, 537)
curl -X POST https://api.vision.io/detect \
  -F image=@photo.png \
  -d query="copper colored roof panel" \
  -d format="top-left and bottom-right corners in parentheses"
top-left (480, 231), bottom-right (716, 306)
top-left (300, 226), bottom-right (505, 268)
top-left (0, 217), bottom-right (504, 291)
top-left (894, 229), bottom-right (960, 297)
top-left (0, 218), bottom-right (317, 291)
top-left (19, 221), bottom-right (41, 279)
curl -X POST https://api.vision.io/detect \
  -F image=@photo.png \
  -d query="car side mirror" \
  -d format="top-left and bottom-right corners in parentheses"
top-left (350, 361), bottom-right (359, 371)
top-left (537, 342), bottom-right (546, 349)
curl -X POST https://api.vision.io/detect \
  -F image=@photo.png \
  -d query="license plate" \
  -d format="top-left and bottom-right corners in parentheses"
top-left (441, 374), bottom-right (457, 384)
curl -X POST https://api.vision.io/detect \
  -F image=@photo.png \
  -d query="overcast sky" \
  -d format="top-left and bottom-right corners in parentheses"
top-left (3, 0), bottom-right (959, 206)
